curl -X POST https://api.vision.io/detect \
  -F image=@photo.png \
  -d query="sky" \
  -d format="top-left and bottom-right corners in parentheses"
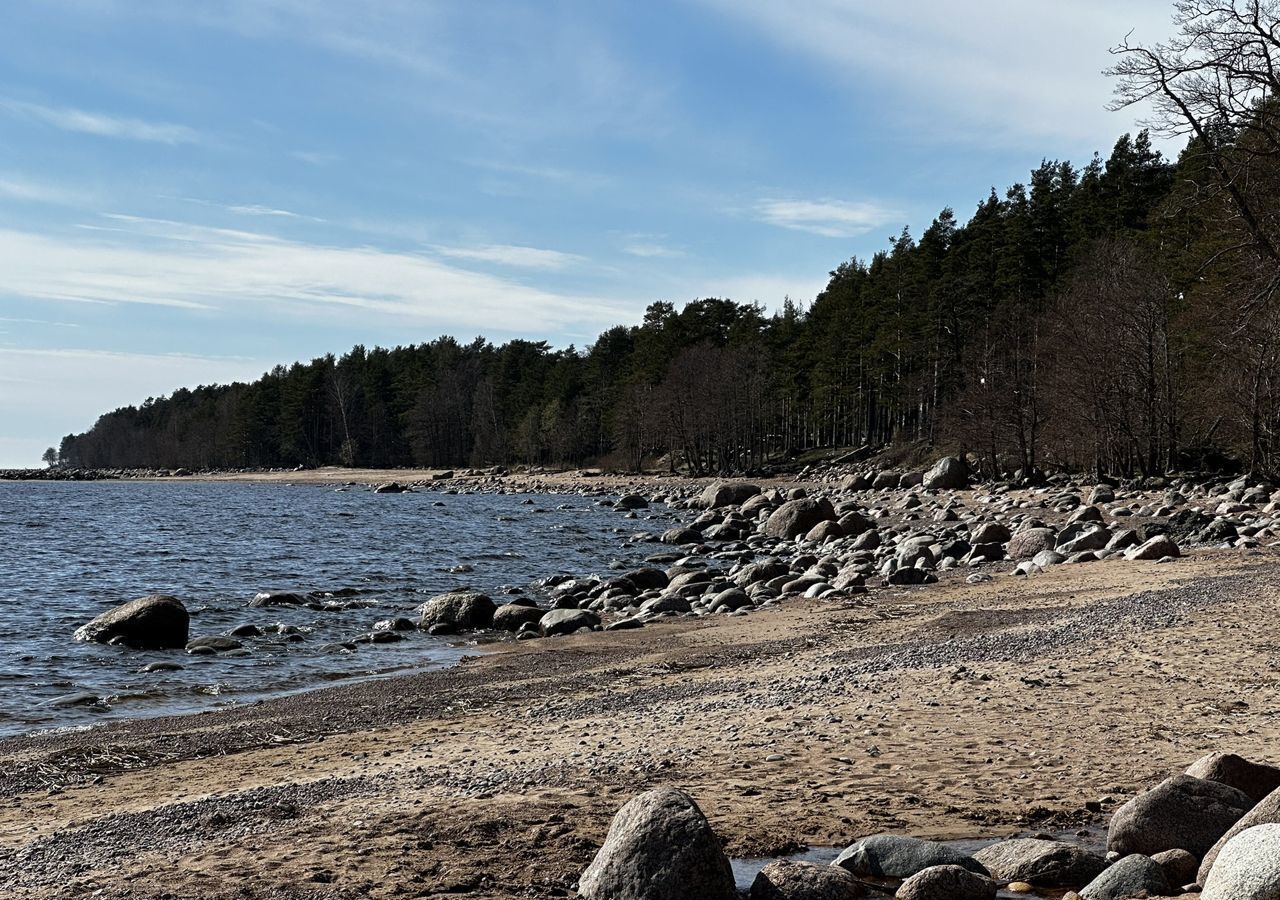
top-left (0, 0), bottom-right (1177, 467)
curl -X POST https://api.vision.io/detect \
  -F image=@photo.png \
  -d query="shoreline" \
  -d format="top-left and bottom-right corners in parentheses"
top-left (3, 548), bottom-right (1276, 897)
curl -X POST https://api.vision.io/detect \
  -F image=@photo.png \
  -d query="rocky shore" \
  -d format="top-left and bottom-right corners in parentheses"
top-left (8, 461), bottom-right (1280, 897)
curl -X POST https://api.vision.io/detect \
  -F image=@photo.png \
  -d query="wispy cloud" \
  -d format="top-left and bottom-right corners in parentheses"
top-left (620, 234), bottom-right (686, 259)
top-left (431, 243), bottom-right (585, 270)
top-left (755, 198), bottom-right (901, 238)
top-left (291, 150), bottom-right (340, 166)
top-left (175, 197), bottom-right (326, 221)
top-left (0, 219), bottom-right (632, 333)
top-left (0, 174), bottom-right (91, 206)
top-left (0, 97), bottom-right (201, 144)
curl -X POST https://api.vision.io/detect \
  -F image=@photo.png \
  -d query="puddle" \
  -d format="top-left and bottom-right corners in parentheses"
top-left (732, 828), bottom-right (1107, 898)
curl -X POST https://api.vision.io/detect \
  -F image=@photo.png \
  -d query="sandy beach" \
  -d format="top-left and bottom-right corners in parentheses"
top-left (2, 542), bottom-right (1275, 898)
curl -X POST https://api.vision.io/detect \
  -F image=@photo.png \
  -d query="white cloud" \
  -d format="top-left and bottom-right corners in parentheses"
top-left (756, 198), bottom-right (901, 238)
top-left (430, 243), bottom-right (585, 270)
top-left (621, 235), bottom-right (686, 259)
top-left (0, 218), bottom-right (632, 333)
top-left (697, 0), bottom-right (1172, 147)
top-left (291, 150), bottom-right (340, 165)
top-left (0, 97), bottom-right (201, 144)
top-left (0, 174), bottom-right (92, 206)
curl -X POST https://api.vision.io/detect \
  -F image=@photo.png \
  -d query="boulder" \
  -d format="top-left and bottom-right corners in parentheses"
top-left (73, 594), bottom-right (189, 649)
top-left (748, 859), bottom-right (865, 900)
top-left (973, 838), bottom-right (1106, 886)
top-left (805, 521), bottom-right (844, 542)
top-left (832, 834), bottom-right (987, 879)
top-left (617, 494), bottom-right (649, 510)
top-left (417, 590), bottom-right (496, 630)
top-left (1202, 823), bottom-right (1280, 900)
top-left (578, 788), bottom-right (736, 900)
top-left (1187, 752), bottom-right (1280, 804)
top-left (1199, 784), bottom-right (1280, 884)
top-left (970, 522), bottom-right (1011, 545)
top-left (699, 481), bottom-right (761, 509)
top-left (923, 457), bottom-right (968, 491)
top-left (765, 499), bottom-right (836, 540)
top-left (1080, 853), bottom-right (1170, 900)
top-left (492, 603), bottom-right (545, 632)
top-left (1007, 528), bottom-right (1056, 559)
top-left (624, 568), bottom-right (670, 591)
top-left (1150, 848), bottom-right (1198, 887)
top-left (185, 635), bottom-right (241, 653)
top-left (661, 527), bottom-right (704, 545)
top-left (896, 864), bottom-right (996, 900)
top-left (1108, 774), bottom-right (1251, 859)
top-left (539, 608), bottom-right (600, 636)
top-left (1125, 535), bottom-right (1181, 561)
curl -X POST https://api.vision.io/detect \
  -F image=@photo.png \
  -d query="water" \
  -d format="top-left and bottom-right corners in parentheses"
top-left (0, 480), bottom-right (673, 737)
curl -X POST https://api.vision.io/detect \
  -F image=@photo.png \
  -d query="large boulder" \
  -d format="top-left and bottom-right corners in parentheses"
top-left (1007, 527), bottom-right (1056, 559)
top-left (970, 522), bottom-right (1011, 545)
top-left (1200, 784), bottom-right (1280, 884)
top-left (492, 603), bottom-right (545, 632)
top-left (578, 788), bottom-right (736, 900)
top-left (539, 608), bottom-right (600, 636)
top-left (764, 499), bottom-right (836, 540)
top-left (1108, 774), bottom-right (1251, 859)
top-left (748, 859), bottom-right (865, 899)
top-left (832, 834), bottom-right (987, 879)
top-left (700, 481), bottom-right (761, 509)
top-left (923, 457), bottom-right (968, 491)
top-left (1125, 534), bottom-right (1180, 561)
top-left (1188, 752), bottom-right (1280, 804)
top-left (1079, 854), bottom-right (1170, 900)
top-left (896, 864), bottom-right (996, 900)
top-left (73, 595), bottom-right (189, 649)
top-left (973, 837), bottom-right (1106, 886)
top-left (417, 590), bottom-right (496, 630)
top-left (1202, 823), bottom-right (1280, 900)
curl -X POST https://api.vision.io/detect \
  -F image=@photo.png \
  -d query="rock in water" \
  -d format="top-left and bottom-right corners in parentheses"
top-left (1202, 823), bottom-right (1280, 899)
top-left (1187, 752), bottom-right (1280, 803)
top-left (923, 456), bottom-right (968, 490)
top-left (1079, 854), bottom-right (1170, 899)
top-left (896, 864), bottom-right (996, 900)
top-left (973, 837), bottom-right (1106, 886)
top-left (699, 481), bottom-right (761, 509)
top-left (833, 834), bottom-right (988, 879)
top-left (577, 788), bottom-right (736, 900)
top-left (73, 594), bottom-right (189, 649)
top-left (748, 859), bottom-right (865, 899)
top-left (417, 590), bottom-right (496, 630)
top-left (1108, 774), bottom-right (1251, 859)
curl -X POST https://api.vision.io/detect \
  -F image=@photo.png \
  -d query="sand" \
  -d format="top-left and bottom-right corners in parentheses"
top-left (1, 546), bottom-right (1276, 898)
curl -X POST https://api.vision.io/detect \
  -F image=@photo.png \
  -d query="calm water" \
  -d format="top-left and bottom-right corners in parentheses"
top-left (0, 481), bottom-right (673, 737)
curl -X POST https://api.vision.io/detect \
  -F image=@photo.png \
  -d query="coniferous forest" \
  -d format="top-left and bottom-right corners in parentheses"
top-left (54, 4), bottom-right (1280, 479)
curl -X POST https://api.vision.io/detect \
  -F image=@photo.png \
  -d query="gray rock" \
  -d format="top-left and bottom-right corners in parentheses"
top-left (896, 864), bottom-right (996, 900)
top-left (748, 859), bottom-right (865, 899)
top-left (765, 498), bottom-right (836, 540)
top-left (185, 635), bottom-right (241, 653)
top-left (492, 603), bottom-right (546, 632)
top-left (578, 788), bottom-right (736, 900)
top-left (1125, 534), bottom-right (1180, 560)
top-left (1150, 848), bottom-right (1198, 887)
top-left (73, 594), bottom-right (189, 650)
top-left (617, 494), bottom-right (649, 510)
top-left (1080, 853), bottom-right (1170, 900)
top-left (250, 590), bottom-right (307, 607)
top-left (539, 607), bottom-right (601, 636)
top-left (923, 457), bottom-right (968, 491)
top-left (640, 595), bottom-right (692, 615)
top-left (1200, 784), bottom-right (1280, 885)
top-left (1032, 549), bottom-right (1066, 567)
top-left (970, 522), bottom-right (1011, 545)
top-left (1060, 527), bottom-right (1111, 553)
top-left (1108, 774), bottom-right (1251, 859)
top-left (973, 837), bottom-right (1106, 886)
top-left (832, 834), bottom-right (987, 879)
top-left (1202, 823), bottom-right (1280, 900)
top-left (661, 527), bottom-right (704, 545)
top-left (1007, 528), bottom-right (1056, 559)
top-left (1187, 752), bottom-right (1280, 804)
top-left (624, 568), bottom-right (670, 591)
top-left (699, 481), bottom-right (761, 509)
top-left (417, 590), bottom-right (496, 630)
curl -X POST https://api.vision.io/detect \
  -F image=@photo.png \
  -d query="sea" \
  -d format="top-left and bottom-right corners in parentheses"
top-left (0, 480), bottom-right (674, 737)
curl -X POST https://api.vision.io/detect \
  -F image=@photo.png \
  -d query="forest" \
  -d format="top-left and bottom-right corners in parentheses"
top-left (53, 3), bottom-right (1280, 480)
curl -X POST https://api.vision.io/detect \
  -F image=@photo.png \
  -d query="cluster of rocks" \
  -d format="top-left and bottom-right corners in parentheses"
top-left (578, 754), bottom-right (1280, 899)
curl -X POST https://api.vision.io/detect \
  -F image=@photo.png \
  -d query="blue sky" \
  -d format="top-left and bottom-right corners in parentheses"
top-left (0, 0), bottom-right (1174, 467)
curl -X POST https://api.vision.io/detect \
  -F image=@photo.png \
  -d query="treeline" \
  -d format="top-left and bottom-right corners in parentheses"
top-left (56, 125), bottom-right (1275, 478)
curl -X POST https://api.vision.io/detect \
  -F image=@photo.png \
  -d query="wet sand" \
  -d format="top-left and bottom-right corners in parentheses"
top-left (1, 548), bottom-right (1275, 898)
